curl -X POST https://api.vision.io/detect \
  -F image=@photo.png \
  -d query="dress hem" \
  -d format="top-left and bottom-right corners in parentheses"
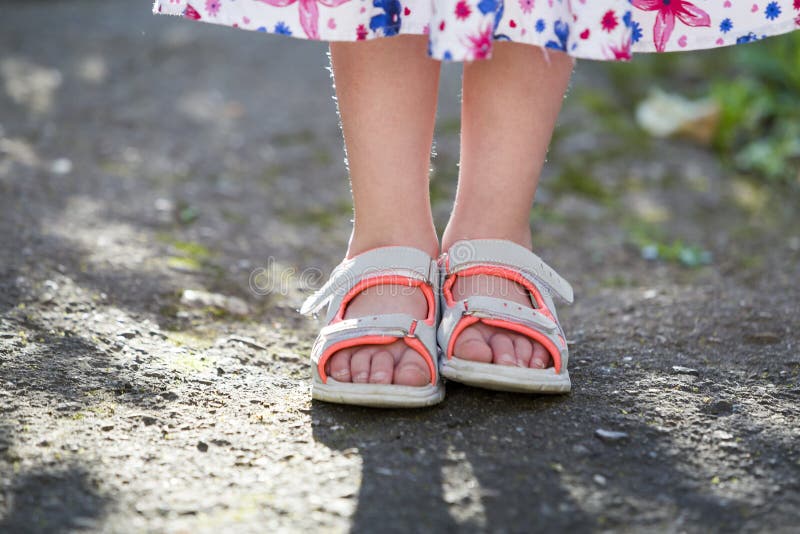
top-left (153, 3), bottom-right (800, 63)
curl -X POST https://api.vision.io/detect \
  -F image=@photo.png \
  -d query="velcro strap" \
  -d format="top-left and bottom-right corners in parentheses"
top-left (300, 246), bottom-right (437, 316)
top-left (444, 239), bottom-right (573, 304)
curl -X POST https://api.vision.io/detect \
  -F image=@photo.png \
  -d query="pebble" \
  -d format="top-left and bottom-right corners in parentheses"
top-left (572, 444), bottom-right (591, 456)
top-left (703, 400), bottom-right (734, 416)
top-left (180, 289), bottom-right (250, 316)
top-left (712, 430), bottom-right (734, 441)
top-left (595, 428), bottom-right (629, 442)
top-left (197, 441), bottom-right (209, 452)
top-left (672, 365), bottom-right (699, 376)
top-left (50, 158), bottom-right (73, 175)
top-left (593, 474), bottom-right (607, 486)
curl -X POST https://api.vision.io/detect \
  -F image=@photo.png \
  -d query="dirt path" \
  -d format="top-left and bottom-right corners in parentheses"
top-left (1, 1), bottom-right (798, 532)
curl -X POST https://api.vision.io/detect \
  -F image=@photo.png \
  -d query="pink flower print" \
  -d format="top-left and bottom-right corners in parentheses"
top-left (455, 0), bottom-right (472, 20)
top-left (632, 0), bottom-right (711, 52)
top-left (356, 23), bottom-right (368, 40)
top-left (256, 0), bottom-right (352, 39)
top-left (183, 4), bottom-right (202, 19)
top-left (205, 0), bottom-right (221, 16)
top-left (606, 38), bottom-right (632, 60)
top-left (601, 10), bottom-right (618, 32)
top-left (519, 0), bottom-right (535, 14)
top-left (465, 23), bottom-right (493, 60)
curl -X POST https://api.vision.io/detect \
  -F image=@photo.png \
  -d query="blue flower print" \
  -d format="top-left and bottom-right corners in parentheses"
top-left (545, 20), bottom-right (570, 51)
top-left (623, 11), bottom-right (632, 28)
top-left (535, 19), bottom-right (546, 33)
top-left (719, 18), bottom-right (732, 33)
top-left (736, 32), bottom-right (760, 44)
top-left (764, 2), bottom-right (781, 20)
top-left (274, 22), bottom-right (292, 35)
top-left (370, 0), bottom-right (402, 37)
top-left (477, 0), bottom-right (498, 15)
top-left (631, 21), bottom-right (643, 43)
top-left (477, 0), bottom-right (505, 34)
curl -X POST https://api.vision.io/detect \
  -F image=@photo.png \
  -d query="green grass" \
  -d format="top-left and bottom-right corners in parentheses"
top-left (603, 32), bottom-right (800, 185)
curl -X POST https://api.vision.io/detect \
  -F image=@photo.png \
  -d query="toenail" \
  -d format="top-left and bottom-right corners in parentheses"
top-left (371, 372), bottom-right (388, 382)
top-left (332, 369), bottom-right (350, 379)
top-left (354, 372), bottom-right (369, 382)
top-left (499, 353), bottom-right (516, 364)
top-left (532, 359), bottom-right (546, 369)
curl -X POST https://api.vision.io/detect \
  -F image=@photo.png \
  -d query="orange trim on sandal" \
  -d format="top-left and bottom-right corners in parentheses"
top-left (333, 275), bottom-right (436, 325)
top-left (445, 315), bottom-right (480, 361)
top-left (442, 265), bottom-right (544, 307)
top-left (317, 334), bottom-right (437, 385)
top-left (446, 315), bottom-right (563, 374)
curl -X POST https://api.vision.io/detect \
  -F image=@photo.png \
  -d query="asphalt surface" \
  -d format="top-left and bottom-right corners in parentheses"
top-left (0, 1), bottom-right (798, 532)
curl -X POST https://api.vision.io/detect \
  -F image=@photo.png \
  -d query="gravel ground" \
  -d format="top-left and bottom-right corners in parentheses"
top-left (1, 1), bottom-right (798, 532)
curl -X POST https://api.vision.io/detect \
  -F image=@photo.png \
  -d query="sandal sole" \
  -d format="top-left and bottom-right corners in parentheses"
top-left (312, 379), bottom-right (445, 408)
top-left (440, 357), bottom-right (571, 394)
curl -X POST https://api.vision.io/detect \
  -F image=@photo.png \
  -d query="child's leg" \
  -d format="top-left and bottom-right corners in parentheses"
top-left (441, 43), bottom-right (574, 369)
top-left (325, 35), bottom-right (441, 386)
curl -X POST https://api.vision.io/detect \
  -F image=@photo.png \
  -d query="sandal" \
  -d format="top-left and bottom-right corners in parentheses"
top-left (437, 239), bottom-right (574, 393)
top-left (299, 246), bottom-right (446, 407)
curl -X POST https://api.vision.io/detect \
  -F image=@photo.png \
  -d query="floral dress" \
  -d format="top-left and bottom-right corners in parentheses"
top-left (153, 0), bottom-right (800, 61)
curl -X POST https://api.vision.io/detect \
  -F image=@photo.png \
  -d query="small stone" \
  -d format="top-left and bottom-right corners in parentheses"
top-left (180, 289), bottom-right (250, 316)
top-left (712, 430), bottom-right (734, 441)
top-left (154, 198), bottom-right (174, 212)
top-left (595, 428), bottom-right (629, 442)
top-left (593, 474), bottom-right (607, 486)
top-left (50, 158), bottom-right (73, 175)
top-left (703, 400), bottom-right (734, 416)
top-left (572, 444), bottom-right (591, 456)
top-left (101, 424), bottom-right (114, 432)
top-left (197, 441), bottom-right (209, 452)
top-left (744, 332), bottom-right (782, 345)
top-left (672, 365), bottom-right (699, 376)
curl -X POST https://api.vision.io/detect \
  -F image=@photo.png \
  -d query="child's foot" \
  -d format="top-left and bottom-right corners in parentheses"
top-left (323, 236), bottom-right (439, 387)
top-left (449, 273), bottom-right (553, 369)
top-left (324, 285), bottom-right (432, 386)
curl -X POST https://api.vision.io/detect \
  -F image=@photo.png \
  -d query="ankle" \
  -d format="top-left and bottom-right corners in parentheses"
top-left (347, 226), bottom-right (440, 259)
top-left (441, 220), bottom-right (533, 252)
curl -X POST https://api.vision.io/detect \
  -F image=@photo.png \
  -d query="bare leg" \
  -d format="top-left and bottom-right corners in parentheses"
top-left (326, 35), bottom-right (441, 386)
top-left (441, 43), bottom-right (574, 369)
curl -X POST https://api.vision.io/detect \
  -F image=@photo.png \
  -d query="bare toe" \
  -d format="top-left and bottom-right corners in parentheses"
top-left (350, 347), bottom-right (373, 383)
top-left (513, 335), bottom-right (533, 368)
top-left (394, 348), bottom-right (430, 386)
top-left (530, 341), bottom-right (552, 369)
top-left (453, 325), bottom-right (493, 363)
top-left (489, 332), bottom-right (517, 366)
top-left (328, 349), bottom-right (353, 382)
top-left (369, 350), bottom-right (394, 384)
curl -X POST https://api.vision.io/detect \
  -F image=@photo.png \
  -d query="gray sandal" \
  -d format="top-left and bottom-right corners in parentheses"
top-left (437, 239), bottom-right (574, 393)
top-left (300, 246), bottom-right (445, 407)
